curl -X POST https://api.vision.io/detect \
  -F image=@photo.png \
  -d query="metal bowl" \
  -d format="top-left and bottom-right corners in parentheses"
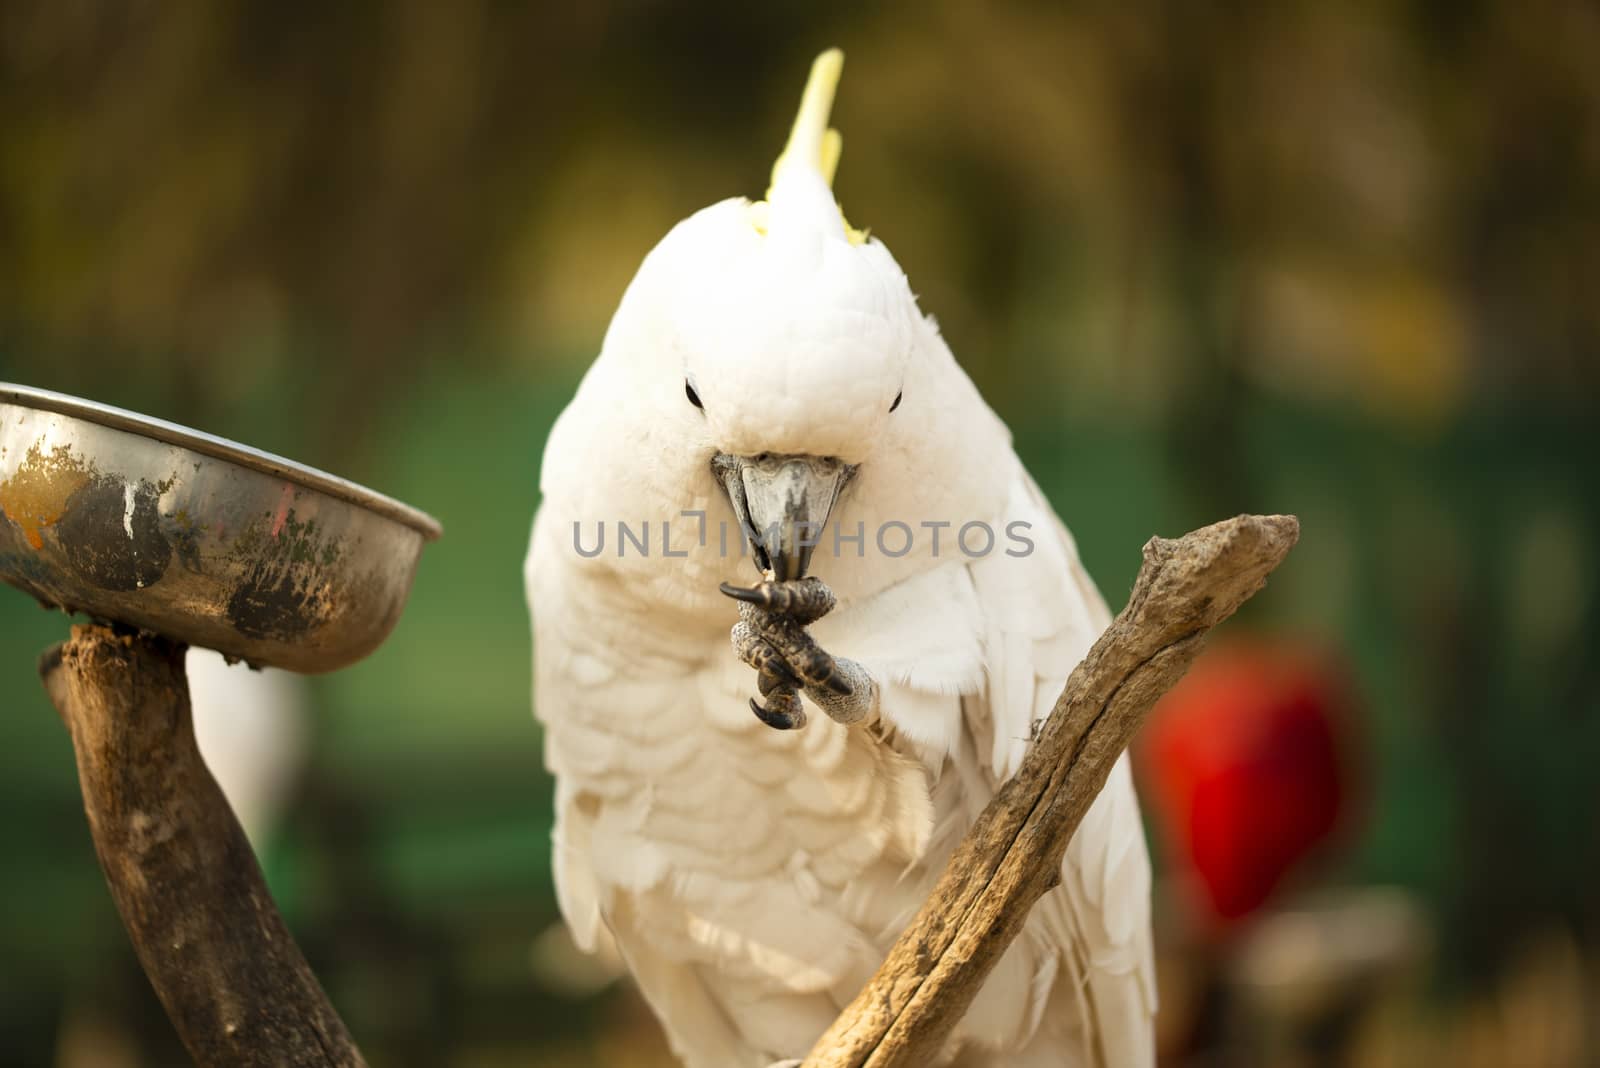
top-left (0, 384), bottom-right (442, 674)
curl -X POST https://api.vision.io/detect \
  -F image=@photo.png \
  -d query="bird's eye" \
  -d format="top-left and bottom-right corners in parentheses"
top-left (685, 380), bottom-right (704, 410)
top-left (889, 390), bottom-right (903, 413)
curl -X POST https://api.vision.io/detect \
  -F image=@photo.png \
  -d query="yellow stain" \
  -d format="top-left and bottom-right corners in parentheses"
top-left (0, 443), bottom-right (91, 550)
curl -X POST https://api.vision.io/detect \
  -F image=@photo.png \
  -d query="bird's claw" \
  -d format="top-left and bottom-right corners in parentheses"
top-left (718, 576), bottom-right (836, 624)
top-left (724, 577), bottom-right (875, 729)
top-left (749, 693), bottom-right (805, 730)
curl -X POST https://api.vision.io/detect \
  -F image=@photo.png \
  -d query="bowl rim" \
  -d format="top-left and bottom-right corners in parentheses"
top-left (1, 382), bottom-right (443, 542)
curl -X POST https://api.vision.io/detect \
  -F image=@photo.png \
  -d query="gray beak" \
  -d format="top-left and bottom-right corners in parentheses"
top-left (713, 453), bottom-right (854, 581)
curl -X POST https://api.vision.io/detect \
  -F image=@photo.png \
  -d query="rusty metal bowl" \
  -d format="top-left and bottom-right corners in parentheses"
top-left (0, 384), bottom-right (442, 673)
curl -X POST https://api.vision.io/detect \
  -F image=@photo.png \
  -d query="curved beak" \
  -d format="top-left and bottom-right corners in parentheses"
top-left (713, 453), bottom-right (854, 581)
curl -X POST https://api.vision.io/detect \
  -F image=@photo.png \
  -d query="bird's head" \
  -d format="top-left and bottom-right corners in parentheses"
top-left (555, 50), bottom-right (1009, 596)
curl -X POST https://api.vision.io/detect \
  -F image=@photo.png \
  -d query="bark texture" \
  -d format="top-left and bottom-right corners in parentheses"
top-left (802, 513), bottom-right (1300, 1068)
top-left (40, 624), bottom-right (365, 1068)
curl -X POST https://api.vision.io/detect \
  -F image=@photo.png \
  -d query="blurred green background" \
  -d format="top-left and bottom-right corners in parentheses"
top-left (1, 2), bottom-right (1596, 1065)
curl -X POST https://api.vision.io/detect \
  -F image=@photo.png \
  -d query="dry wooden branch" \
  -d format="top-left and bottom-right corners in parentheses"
top-left (40, 624), bottom-right (365, 1068)
top-left (802, 513), bottom-right (1300, 1068)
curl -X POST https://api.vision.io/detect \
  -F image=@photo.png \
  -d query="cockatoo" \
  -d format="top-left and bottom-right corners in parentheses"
top-left (525, 50), bottom-right (1156, 1066)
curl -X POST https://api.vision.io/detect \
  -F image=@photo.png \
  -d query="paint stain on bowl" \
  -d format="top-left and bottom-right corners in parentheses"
top-left (0, 443), bottom-right (91, 549)
top-left (56, 475), bottom-right (174, 591)
top-left (225, 512), bottom-right (341, 640)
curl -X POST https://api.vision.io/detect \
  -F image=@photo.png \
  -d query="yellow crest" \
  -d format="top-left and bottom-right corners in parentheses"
top-left (753, 49), bottom-right (866, 246)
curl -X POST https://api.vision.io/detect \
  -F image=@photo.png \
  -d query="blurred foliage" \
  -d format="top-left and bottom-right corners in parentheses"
top-left (1, 0), bottom-right (1598, 1063)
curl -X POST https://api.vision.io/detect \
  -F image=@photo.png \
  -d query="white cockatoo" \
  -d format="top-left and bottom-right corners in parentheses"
top-left (525, 50), bottom-right (1156, 1066)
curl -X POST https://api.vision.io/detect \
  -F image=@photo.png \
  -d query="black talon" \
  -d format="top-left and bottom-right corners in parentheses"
top-left (720, 581), bottom-right (765, 605)
top-left (824, 673), bottom-right (853, 696)
top-left (750, 696), bottom-right (803, 730)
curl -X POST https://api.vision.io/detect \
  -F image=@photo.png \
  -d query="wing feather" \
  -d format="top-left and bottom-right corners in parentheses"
top-left (948, 464), bottom-right (1157, 1064)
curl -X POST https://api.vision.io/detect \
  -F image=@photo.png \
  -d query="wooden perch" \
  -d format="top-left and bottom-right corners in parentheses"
top-left (40, 625), bottom-right (365, 1068)
top-left (802, 513), bottom-right (1300, 1068)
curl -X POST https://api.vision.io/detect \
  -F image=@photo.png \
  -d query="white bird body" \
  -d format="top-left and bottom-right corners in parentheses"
top-left (187, 648), bottom-right (308, 849)
top-left (527, 51), bottom-right (1155, 1067)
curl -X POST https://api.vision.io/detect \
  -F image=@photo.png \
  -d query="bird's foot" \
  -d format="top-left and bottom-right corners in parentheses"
top-left (722, 577), bottom-right (877, 730)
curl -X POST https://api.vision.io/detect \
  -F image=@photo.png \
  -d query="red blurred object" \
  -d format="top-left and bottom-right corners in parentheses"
top-left (1140, 641), bottom-right (1356, 931)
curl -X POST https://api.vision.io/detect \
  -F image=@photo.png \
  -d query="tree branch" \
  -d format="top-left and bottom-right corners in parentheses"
top-left (802, 513), bottom-right (1300, 1067)
top-left (40, 624), bottom-right (366, 1068)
